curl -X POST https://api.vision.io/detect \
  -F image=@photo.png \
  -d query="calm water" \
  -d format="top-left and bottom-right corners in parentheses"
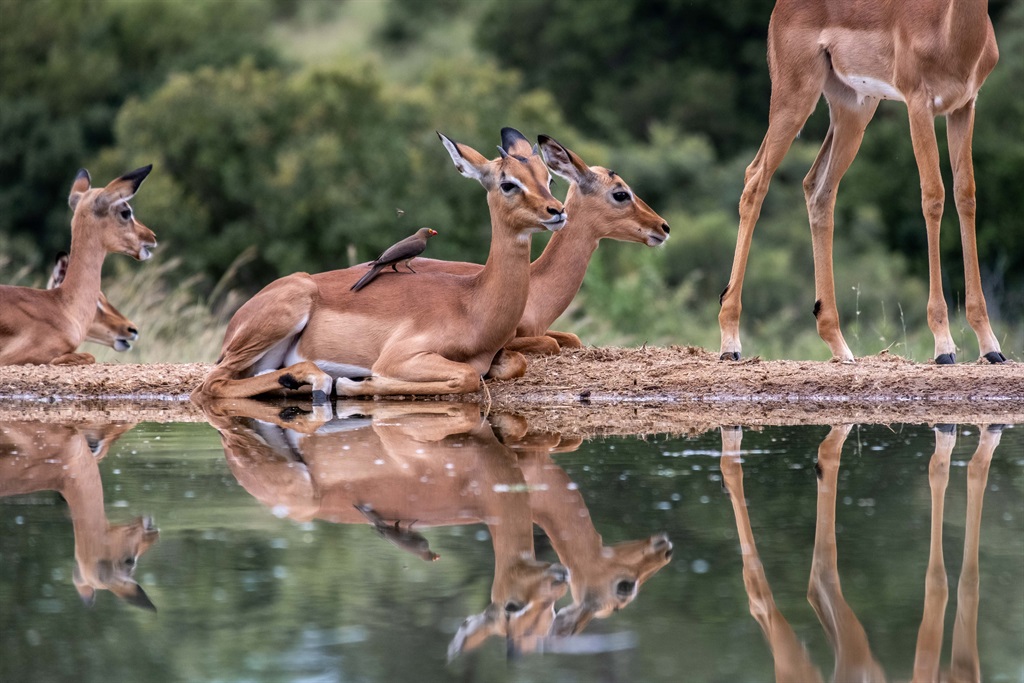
top-left (1, 402), bottom-right (1022, 683)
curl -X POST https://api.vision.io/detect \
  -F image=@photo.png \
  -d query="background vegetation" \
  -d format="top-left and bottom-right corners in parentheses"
top-left (1, 0), bottom-right (1021, 362)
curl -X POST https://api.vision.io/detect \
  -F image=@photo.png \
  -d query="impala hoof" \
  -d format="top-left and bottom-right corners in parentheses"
top-left (935, 353), bottom-right (956, 365)
top-left (983, 351), bottom-right (1007, 364)
top-left (720, 351), bottom-right (741, 361)
top-left (935, 424), bottom-right (957, 434)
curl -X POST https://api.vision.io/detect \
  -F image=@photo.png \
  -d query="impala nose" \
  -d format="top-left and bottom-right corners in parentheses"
top-left (662, 223), bottom-right (670, 233)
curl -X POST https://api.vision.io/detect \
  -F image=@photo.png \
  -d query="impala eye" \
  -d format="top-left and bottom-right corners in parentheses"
top-left (504, 601), bottom-right (524, 614)
top-left (500, 182), bottom-right (518, 194)
top-left (120, 208), bottom-right (132, 220)
top-left (612, 191), bottom-right (630, 203)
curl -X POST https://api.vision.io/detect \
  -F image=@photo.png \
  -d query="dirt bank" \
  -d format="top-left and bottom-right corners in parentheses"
top-left (0, 347), bottom-right (1021, 436)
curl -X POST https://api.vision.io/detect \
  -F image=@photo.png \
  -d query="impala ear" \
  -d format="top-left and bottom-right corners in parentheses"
top-left (68, 169), bottom-right (91, 212)
top-left (538, 135), bottom-right (595, 189)
top-left (448, 603), bottom-right (504, 662)
top-left (95, 164), bottom-right (153, 213)
top-left (500, 127), bottom-right (532, 157)
top-left (552, 601), bottom-right (596, 637)
top-left (48, 251), bottom-right (70, 289)
top-left (438, 132), bottom-right (491, 185)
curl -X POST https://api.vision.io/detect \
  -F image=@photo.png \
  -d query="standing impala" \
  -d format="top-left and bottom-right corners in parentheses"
top-left (47, 251), bottom-right (140, 355)
top-left (408, 135), bottom-right (670, 355)
top-left (0, 166), bottom-right (156, 365)
top-left (718, 0), bottom-right (1006, 364)
top-left (194, 128), bottom-right (565, 402)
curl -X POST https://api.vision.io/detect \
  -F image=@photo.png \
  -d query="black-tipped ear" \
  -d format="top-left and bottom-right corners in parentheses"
top-left (500, 127), bottom-right (530, 153)
top-left (122, 583), bottom-right (157, 612)
top-left (48, 251), bottom-right (70, 289)
top-left (119, 164), bottom-right (153, 194)
top-left (68, 169), bottom-right (92, 212)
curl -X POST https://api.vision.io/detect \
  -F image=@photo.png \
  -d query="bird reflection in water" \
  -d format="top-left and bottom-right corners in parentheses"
top-left (198, 398), bottom-right (673, 659)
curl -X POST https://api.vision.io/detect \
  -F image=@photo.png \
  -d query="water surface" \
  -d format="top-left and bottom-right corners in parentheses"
top-left (1, 402), bottom-right (1021, 682)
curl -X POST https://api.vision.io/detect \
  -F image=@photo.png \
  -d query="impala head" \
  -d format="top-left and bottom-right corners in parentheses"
top-left (72, 515), bottom-right (159, 611)
top-left (449, 559), bottom-right (570, 660)
top-left (68, 165), bottom-right (158, 261)
top-left (48, 252), bottom-right (139, 351)
top-left (439, 128), bottom-right (566, 238)
top-left (538, 135), bottom-right (670, 247)
top-left (552, 533), bottom-right (673, 637)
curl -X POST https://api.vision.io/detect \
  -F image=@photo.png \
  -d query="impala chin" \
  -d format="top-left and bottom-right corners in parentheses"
top-left (136, 244), bottom-right (155, 261)
top-left (542, 215), bottom-right (567, 232)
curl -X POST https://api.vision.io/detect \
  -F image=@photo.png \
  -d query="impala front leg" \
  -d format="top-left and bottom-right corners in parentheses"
top-left (505, 336), bottom-right (561, 356)
top-left (50, 352), bottom-right (97, 366)
top-left (485, 348), bottom-right (528, 380)
top-left (336, 352), bottom-right (482, 397)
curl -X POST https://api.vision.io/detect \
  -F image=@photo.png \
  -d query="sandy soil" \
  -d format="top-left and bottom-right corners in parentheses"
top-left (0, 347), bottom-right (1020, 436)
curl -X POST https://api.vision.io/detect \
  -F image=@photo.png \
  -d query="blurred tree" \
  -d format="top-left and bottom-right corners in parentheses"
top-left (96, 58), bottom-right (567, 288)
top-left (0, 0), bottom-right (280, 268)
top-left (475, 0), bottom-right (777, 154)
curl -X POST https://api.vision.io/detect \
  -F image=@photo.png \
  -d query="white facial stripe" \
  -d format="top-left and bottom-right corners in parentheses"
top-left (501, 175), bottom-right (526, 193)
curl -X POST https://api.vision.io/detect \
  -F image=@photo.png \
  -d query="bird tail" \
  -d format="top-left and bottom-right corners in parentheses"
top-left (350, 265), bottom-right (383, 291)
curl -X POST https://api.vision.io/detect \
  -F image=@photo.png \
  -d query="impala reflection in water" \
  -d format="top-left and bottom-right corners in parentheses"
top-left (199, 399), bottom-right (673, 659)
top-left (0, 420), bottom-right (159, 610)
top-left (720, 423), bottom-right (1004, 681)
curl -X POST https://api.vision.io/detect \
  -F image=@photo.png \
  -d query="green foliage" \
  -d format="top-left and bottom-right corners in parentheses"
top-left (0, 0), bottom-right (280, 267)
top-left (96, 57), bottom-right (566, 288)
top-left (475, 0), bottom-right (776, 154)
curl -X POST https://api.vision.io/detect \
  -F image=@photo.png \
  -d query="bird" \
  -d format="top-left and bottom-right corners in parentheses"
top-left (354, 504), bottom-right (440, 561)
top-left (350, 227), bottom-right (437, 292)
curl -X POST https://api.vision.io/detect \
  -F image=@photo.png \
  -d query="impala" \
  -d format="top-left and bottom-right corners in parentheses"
top-left (504, 425), bottom-right (673, 637)
top-left (719, 423), bottom-right (999, 679)
top-left (194, 128), bottom-right (566, 402)
top-left (0, 166), bottom-right (156, 365)
top-left (201, 399), bottom-right (570, 658)
top-left (391, 135), bottom-right (670, 355)
top-left (718, 0), bottom-right (1006, 364)
top-left (47, 251), bottom-right (139, 354)
top-left (0, 420), bottom-right (158, 610)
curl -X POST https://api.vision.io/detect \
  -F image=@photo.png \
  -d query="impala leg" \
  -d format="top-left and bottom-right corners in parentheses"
top-left (193, 274), bottom-right (333, 403)
top-left (950, 426), bottom-right (1000, 682)
top-left (720, 54), bottom-right (827, 360)
top-left (504, 335), bottom-right (561, 356)
top-left (912, 424), bottom-right (955, 682)
top-left (485, 348), bottom-right (528, 380)
top-left (545, 330), bottom-right (583, 349)
top-left (336, 352), bottom-right (481, 397)
top-left (804, 97), bottom-right (879, 362)
top-left (947, 105), bottom-right (1005, 363)
top-left (907, 101), bottom-right (957, 363)
top-left (719, 427), bottom-right (823, 682)
top-left (50, 352), bottom-right (97, 365)
top-left (807, 425), bottom-right (886, 681)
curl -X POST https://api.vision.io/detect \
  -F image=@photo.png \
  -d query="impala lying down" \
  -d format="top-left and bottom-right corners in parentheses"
top-left (194, 128), bottom-right (565, 402)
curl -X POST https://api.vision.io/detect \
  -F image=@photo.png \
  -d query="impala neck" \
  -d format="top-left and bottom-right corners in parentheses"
top-left (60, 446), bottom-right (110, 563)
top-left (526, 188), bottom-right (597, 333)
top-left (520, 452), bottom-right (603, 564)
top-left (61, 212), bottom-right (107, 338)
top-left (472, 208), bottom-right (535, 343)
